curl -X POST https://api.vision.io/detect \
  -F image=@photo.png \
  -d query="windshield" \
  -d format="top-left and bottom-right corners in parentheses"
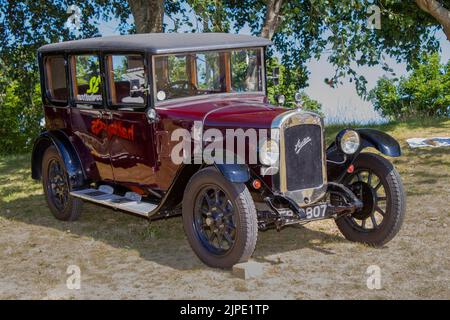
top-left (153, 48), bottom-right (264, 102)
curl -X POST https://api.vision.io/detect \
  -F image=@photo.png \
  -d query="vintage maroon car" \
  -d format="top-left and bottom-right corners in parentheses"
top-left (32, 33), bottom-right (405, 268)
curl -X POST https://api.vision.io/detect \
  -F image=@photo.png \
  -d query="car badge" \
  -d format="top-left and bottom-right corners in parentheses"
top-left (295, 136), bottom-right (312, 154)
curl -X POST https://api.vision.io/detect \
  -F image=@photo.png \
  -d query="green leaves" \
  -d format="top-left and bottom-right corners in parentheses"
top-left (209, 0), bottom-right (447, 96)
top-left (370, 52), bottom-right (450, 120)
top-left (0, 74), bottom-right (43, 154)
top-left (0, 0), bottom-right (448, 153)
top-left (0, 0), bottom-right (136, 154)
top-left (266, 57), bottom-right (321, 112)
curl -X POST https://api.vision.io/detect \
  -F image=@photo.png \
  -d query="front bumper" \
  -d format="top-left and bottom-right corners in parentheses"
top-left (260, 182), bottom-right (363, 231)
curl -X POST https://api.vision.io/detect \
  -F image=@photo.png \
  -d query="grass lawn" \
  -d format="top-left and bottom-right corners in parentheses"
top-left (0, 119), bottom-right (449, 299)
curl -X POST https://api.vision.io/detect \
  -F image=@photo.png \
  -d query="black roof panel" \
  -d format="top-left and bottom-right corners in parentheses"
top-left (38, 33), bottom-right (272, 54)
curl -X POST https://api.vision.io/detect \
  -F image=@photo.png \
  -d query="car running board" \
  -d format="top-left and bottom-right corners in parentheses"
top-left (70, 188), bottom-right (158, 218)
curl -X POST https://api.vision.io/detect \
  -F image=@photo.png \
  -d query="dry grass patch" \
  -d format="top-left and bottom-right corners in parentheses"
top-left (0, 119), bottom-right (449, 299)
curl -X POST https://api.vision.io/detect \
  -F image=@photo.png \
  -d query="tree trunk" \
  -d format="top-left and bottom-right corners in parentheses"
top-left (128, 0), bottom-right (165, 33)
top-left (189, 0), bottom-right (227, 32)
top-left (415, 0), bottom-right (450, 40)
top-left (189, 1), bottom-right (211, 32)
top-left (260, 0), bottom-right (284, 39)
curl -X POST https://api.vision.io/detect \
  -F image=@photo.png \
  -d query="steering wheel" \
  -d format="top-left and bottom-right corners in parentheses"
top-left (164, 80), bottom-right (198, 98)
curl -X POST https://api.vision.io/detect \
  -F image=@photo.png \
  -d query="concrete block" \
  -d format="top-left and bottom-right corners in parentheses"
top-left (232, 261), bottom-right (264, 280)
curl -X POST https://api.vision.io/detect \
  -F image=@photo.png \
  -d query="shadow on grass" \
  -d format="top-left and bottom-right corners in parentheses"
top-left (0, 192), bottom-right (346, 271)
top-left (2, 120), bottom-right (449, 272)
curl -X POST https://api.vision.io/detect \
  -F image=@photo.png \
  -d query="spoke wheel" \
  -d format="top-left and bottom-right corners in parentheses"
top-left (182, 167), bottom-right (258, 268)
top-left (344, 169), bottom-right (388, 232)
top-left (47, 159), bottom-right (70, 211)
top-left (193, 185), bottom-right (237, 255)
top-left (335, 153), bottom-right (406, 247)
top-left (42, 146), bottom-right (83, 221)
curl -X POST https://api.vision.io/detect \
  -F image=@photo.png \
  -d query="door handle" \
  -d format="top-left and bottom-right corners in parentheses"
top-left (155, 131), bottom-right (170, 163)
top-left (101, 111), bottom-right (113, 120)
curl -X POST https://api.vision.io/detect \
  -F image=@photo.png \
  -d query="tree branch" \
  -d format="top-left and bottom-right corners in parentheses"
top-left (415, 0), bottom-right (450, 40)
top-left (128, 0), bottom-right (164, 33)
top-left (260, 0), bottom-right (284, 39)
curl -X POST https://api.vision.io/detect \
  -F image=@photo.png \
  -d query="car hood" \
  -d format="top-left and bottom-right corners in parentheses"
top-left (203, 102), bottom-right (288, 129)
top-left (157, 95), bottom-right (288, 130)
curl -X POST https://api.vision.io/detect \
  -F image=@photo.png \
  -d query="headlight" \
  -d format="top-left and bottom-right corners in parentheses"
top-left (259, 139), bottom-right (280, 166)
top-left (338, 130), bottom-right (360, 155)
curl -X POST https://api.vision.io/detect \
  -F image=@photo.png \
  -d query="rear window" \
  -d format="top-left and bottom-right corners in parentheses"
top-left (71, 55), bottom-right (103, 103)
top-left (44, 56), bottom-right (68, 103)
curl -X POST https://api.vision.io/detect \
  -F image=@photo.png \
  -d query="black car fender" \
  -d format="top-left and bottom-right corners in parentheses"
top-left (205, 148), bottom-right (251, 183)
top-left (31, 130), bottom-right (86, 188)
top-left (154, 160), bottom-right (251, 215)
top-left (327, 128), bottom-right (401, 183)
top-left (215, 163), bottom-right (251, 183)
top-left (356, 129), bottom-right (401, 157)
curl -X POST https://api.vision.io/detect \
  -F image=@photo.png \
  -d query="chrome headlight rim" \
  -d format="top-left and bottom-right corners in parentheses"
top-left (337, 129), bottom-right (361, 155)
top-left (259, 138), bottom-right (280, 166)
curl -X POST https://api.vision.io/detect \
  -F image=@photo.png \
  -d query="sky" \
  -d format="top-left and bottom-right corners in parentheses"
top-left (304, 36), bottom-right (450, 124)
top-left (96, 9), bottom-right (450, 125)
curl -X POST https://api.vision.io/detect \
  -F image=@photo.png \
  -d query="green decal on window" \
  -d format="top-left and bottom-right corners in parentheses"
top-left (87, 76), bottom-right (101, 94)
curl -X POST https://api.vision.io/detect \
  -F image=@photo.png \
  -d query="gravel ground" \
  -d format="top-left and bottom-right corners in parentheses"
top-left (0, 120), bottom-right (449, 299)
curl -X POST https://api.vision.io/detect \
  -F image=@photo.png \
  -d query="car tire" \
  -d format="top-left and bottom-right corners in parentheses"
top-left (42, 146), bottom-right (83, 221)
top-left (182, 167), bottom-right (258, 268)
top-left (335, 152), bottom-right (405, 247)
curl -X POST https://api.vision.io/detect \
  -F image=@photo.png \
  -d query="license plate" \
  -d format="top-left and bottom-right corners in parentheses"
top-left (304, 203), bottom-right (328, 221)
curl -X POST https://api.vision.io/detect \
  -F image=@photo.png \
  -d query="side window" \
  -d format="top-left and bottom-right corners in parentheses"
top-left (155, 55), bottom-right (189, 100)
top-left (44, 56), bottom-right (68, 103)
top-left (230, 49), bottom-right (262, 92)
top-left (71, 55), bottom-right (103, 104)
top-left (106, 55), bottom-right (146, 107)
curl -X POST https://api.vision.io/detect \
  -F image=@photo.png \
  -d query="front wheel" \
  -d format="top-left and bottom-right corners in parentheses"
top-left (42, 146), bottom-right (83, 221)
top-left (182, 167), bottom-right (258, 268)
top-left (335, 152), bottom-right (406, 247)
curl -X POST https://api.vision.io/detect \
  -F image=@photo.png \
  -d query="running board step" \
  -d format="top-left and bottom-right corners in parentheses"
top-left (70, 188), bottom-right (158, 217)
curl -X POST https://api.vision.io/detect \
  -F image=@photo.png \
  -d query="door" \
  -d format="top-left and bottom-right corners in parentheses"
top-left (69, 54), bottom-right (114, 182)
top-left (105, 54), bottom-right (157, 194)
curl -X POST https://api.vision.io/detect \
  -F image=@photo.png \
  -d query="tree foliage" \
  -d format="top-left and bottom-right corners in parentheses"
top-left (215, 0), bottom-right (449, 96)
top-left (0, 0), bottom-right (449, 153)
top-left (0, 72), bottom-right (42, 154)
top-left (370, 52), bottom-right (450, 120)
top-left (0, 0), bottom-right (175, 153)
top-left (266, 58), bottom-right (322, 112)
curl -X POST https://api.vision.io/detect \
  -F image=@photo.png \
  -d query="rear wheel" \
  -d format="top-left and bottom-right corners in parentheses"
top-left (335, 153), bottom-right (405, 246)
top-left (42, 146), bottom-right (83, 221)
top-left (182, 167), bottom-right (258, 268)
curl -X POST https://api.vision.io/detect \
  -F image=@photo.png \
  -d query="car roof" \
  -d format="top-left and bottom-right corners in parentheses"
top-left (38, 33), bottom-right (272, 55)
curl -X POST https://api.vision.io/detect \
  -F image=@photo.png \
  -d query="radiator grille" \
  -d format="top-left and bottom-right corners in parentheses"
top-left (284, 124), bottom-right (323, 191)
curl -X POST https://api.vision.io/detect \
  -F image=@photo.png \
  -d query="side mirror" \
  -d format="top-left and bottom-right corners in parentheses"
top-left (275, 94), bottom-right (286, 106)
top-left (146, 108), bottom-right (160, 123)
